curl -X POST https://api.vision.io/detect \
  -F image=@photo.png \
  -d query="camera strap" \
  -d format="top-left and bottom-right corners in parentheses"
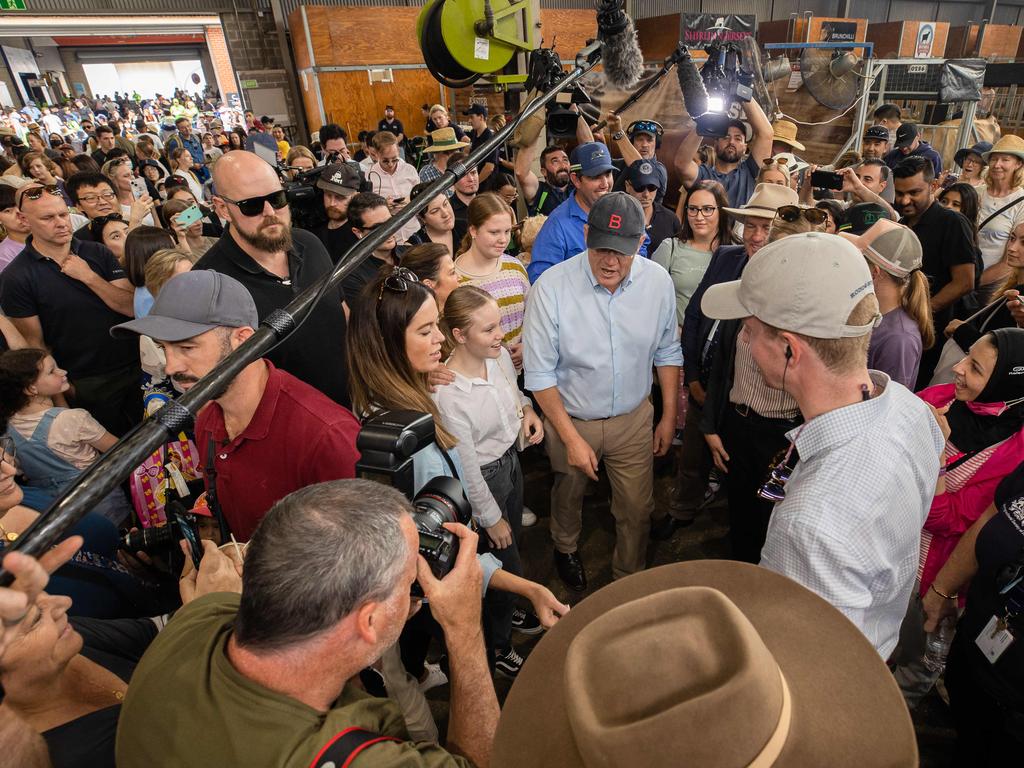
top-left (205, 436), bottom-right (231, 543)
top-left (441, 447), bottom-right (461, 481)
top-left (309, 727), bottom-right (399, 768)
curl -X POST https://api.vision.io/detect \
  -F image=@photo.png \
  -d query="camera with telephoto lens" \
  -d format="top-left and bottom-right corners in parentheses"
top-left (355, 410), bottom-right (472, 589)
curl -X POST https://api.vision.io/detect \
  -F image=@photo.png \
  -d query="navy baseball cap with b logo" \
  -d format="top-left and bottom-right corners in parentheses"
top-left (586, 192), bottom-right (645, 256)
top-left (570, 141), bottom-right (615, 178)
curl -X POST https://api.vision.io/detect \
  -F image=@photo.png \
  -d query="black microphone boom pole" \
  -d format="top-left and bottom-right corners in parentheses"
top-left (592, 44), bottom-right (689, 134)
top-left (0, 42), bottom-right (603, 585)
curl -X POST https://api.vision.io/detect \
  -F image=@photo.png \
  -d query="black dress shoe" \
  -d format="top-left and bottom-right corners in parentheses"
top-left (554, 550), bottom-right (587, 592)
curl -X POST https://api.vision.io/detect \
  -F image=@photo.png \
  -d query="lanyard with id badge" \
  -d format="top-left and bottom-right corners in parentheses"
top-left (976, 546), bottom-right (1024, 664)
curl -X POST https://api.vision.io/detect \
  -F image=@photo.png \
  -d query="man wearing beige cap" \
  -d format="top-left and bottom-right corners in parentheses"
top-left (701, 232), bottom-right (944, 657)
top-left (679, 183), bottom-right (800, 555)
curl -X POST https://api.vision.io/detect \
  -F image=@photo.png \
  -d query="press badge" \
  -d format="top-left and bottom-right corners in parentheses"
top-left (975, 615), bottom-right (1015, 663)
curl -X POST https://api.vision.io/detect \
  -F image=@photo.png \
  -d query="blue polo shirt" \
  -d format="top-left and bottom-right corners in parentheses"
top-left (527, 192), bottom-right (648, 283)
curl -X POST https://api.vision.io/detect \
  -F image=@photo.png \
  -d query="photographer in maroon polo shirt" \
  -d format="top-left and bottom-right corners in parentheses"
top-left (113, 270), bottom-right (360, 540)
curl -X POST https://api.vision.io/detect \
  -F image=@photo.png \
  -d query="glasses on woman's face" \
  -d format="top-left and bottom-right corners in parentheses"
top-left (775, 205), bottom-right (828, 225)
top-left (377, 266), bottom-right (420, 302)
top-left (686, 204), bottom-right (718, 218)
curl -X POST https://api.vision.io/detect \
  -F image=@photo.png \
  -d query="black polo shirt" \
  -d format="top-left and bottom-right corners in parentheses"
top-left (0, 238), bottom-right (137, 379)
top-left (646, 204), bottom-right (681, 255)
top-left (194, 228), bottom-right (352, 407)
top-left (904, 201), bottom-right (976, 327)
top-left (527, 181), bottom-right (567, 217)
top-left (314, 221), bottom-right (358, 265)
top-left (73, 221), bottom-right (94, 243)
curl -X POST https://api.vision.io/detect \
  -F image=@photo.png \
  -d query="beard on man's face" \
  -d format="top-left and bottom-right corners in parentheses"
top-left (237, 215), bottom-right (293, 252)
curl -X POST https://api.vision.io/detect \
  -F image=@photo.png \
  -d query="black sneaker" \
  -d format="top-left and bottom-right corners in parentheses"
top-left (494, 646), bottom-right (525, 678)
top-left (511, 607), bottom-right (543, 635)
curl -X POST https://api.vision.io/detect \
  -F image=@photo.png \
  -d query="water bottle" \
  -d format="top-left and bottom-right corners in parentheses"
top-left (922, 616), bottom-right (955, 673)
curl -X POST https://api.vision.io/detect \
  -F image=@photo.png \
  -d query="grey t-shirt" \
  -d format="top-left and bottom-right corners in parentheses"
top-left (697, 156), bottom-right (760, 208)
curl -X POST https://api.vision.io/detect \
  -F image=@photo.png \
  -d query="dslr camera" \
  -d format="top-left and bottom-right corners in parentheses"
top-left (356, 410), bottom-right (472, 585)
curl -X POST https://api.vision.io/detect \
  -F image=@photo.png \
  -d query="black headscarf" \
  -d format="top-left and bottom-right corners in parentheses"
top-left (946, 328), bottom-right (1024, 454)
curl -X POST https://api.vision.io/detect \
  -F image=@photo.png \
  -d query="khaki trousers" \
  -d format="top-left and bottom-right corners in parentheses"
top-left (546, 400), bottom-right (655, 578)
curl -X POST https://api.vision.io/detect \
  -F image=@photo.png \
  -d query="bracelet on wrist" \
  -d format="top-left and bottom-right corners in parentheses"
top-left (930, 583), bottom-right (957, 601)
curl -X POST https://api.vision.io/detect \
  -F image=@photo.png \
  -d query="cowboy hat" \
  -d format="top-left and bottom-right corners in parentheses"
top-left (492, 561), bottom-right (917, 768)
top-left (422, 127), bottom-right (470, 154)
top-left (982, 134), bottom-right (1024, 164)
top-left (723, 183), bottom-right (799, 221)
top-left (771, 119), bottom-right (805, 151)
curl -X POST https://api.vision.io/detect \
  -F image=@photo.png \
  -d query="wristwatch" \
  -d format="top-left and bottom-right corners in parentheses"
top-left (612, 130), bottom-right (625, 141)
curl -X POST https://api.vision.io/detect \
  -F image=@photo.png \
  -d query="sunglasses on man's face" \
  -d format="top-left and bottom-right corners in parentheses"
top-left (17, 184), bottom-right (63, 210)
top-left (217, 189), bottom-right (289, 217)
top-left (775, 205), bottom-right (828, 225)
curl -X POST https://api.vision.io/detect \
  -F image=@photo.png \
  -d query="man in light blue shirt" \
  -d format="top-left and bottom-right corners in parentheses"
top-left (524, 192), bottom-right (681, 589)
top-left (527, 142), bottom-right (648, 283)
top-left (701, 232), bottom-right (943, 658)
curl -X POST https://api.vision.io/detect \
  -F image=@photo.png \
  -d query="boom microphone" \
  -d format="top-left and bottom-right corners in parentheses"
top-left (676, 47), bottom-right (708, 119)
top-left (596, 0), bottom-right (643, 89)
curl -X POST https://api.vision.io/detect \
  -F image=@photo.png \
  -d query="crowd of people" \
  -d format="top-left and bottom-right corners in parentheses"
top-left (0, 86), bottom-right (1022, 768)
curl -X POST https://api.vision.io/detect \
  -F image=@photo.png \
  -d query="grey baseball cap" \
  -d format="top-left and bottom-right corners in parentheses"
top-left (111, 271), bottom-right (259, 342)
top-left (701, 232), bottom-right (881, 339)
top-left (586, 192), bottom-right (645, 256)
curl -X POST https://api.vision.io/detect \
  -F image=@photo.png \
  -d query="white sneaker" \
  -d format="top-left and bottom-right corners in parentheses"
top-left (522, 507), bottom-right (537, 527)
top-left (417, 662), bottom-right (448, 693)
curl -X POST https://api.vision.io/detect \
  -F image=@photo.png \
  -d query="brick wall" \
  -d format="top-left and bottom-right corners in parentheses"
top-left (204, 24), bottom-right (237, 103)
top-left (219, 9), bottom-right (282, 72)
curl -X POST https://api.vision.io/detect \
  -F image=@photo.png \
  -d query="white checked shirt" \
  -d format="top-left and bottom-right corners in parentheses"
top-left (760, 372), bottom-right (944, 659)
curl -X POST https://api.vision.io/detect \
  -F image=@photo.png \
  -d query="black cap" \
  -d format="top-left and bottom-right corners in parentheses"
top-left (894, 123), bottom-right (918, 149)
top-left (385, 104), bottom-right (395, 110)
top-left (625, 159), bottom-right (661, 189)
top-left (463, 104), bottom-right (488, 117)
top-left (839, 202), bottom-right (894, 235)
top-left (863, 125), bottom-right (890, 142)
top-left (317, 162), bottom-right (363, 195)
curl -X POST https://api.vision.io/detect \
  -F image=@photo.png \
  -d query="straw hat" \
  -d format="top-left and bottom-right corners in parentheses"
top-left (492, 561), bottom-right (917, 768)
top-left (422, 127), bottom-right (470, 154)
top-left (982, 134), bottom-right (1024, 164)
top-left (722, 183), bottom-right (799, 220)
top-left (771, 119), bottom-right (805, 151)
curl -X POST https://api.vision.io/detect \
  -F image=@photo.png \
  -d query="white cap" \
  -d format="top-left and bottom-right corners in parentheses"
top-left (700, 232), bottom-right (881, 339)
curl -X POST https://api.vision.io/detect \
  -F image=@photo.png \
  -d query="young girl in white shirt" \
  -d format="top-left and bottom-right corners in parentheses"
top-left (435, 285), bottom-right (543, 676)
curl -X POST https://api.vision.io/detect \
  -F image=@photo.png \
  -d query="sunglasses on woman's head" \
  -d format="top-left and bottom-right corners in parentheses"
top-left (216, 189), bottom-right (289, 217)
top-left (775, 205), bottom-right (828, 225)
top-left (377, 266), bottom-right (420, 302)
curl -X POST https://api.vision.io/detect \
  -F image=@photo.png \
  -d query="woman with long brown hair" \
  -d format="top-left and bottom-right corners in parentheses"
top-left (453, 193), bottom-right (530, 370)
top-left (653, 180), bottom-right (734, 330)
top-left (398, 242), bottom-right (459, 310)
top-left (849, 221), bottom-right (935, 388)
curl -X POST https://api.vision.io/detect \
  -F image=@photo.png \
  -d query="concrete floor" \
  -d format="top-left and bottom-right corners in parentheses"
top-left (425, 446), bottom-right (958, 766)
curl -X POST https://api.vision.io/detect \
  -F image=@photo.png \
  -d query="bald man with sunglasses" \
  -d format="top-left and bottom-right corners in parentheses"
top-left (195, 151), bottom-right (352, 407)
top-left (0, 183), bottom-right (140, 435)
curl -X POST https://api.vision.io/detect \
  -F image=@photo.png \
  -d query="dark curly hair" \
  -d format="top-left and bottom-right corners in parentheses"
top-left (0, 348), bottom-right (48, 424)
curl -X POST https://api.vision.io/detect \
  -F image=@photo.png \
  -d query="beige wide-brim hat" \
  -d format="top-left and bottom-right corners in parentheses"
top-left (723, 182), bottom-right (800, 220)
top-left (982, 134), bottom-right (1024, 163)
top-left (772, 119), bottom-right (806, 151)
top-left (492, 561), bottom-right (917, 768)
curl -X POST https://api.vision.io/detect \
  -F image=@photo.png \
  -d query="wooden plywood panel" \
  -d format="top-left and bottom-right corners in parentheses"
top-left (867, 21), bottom-right (947, 58)
top-left (948, 23), bottom-right (1023, 60)
top-left (637, 13), bottom-right (682, 61)
top-left (538, 10), bottom-right (599, 62)
top-left (316, 69), bottom-right (442, 140)
top-left (866, 22), bottom-right (905, 59)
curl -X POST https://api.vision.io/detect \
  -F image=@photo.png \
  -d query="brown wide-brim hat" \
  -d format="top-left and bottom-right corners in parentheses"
top-left (722, 182), bottom-right (800, 221)
top-left (771, 119), bottom-right (806, 151)
top-left (492, 561), bottom-right (917, 768)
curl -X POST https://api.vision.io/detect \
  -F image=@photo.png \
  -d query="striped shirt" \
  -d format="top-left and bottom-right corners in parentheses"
top-left (455, 254), bottom-right (531, 344)
top-left (730, 334), bottom-right (800, 419)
